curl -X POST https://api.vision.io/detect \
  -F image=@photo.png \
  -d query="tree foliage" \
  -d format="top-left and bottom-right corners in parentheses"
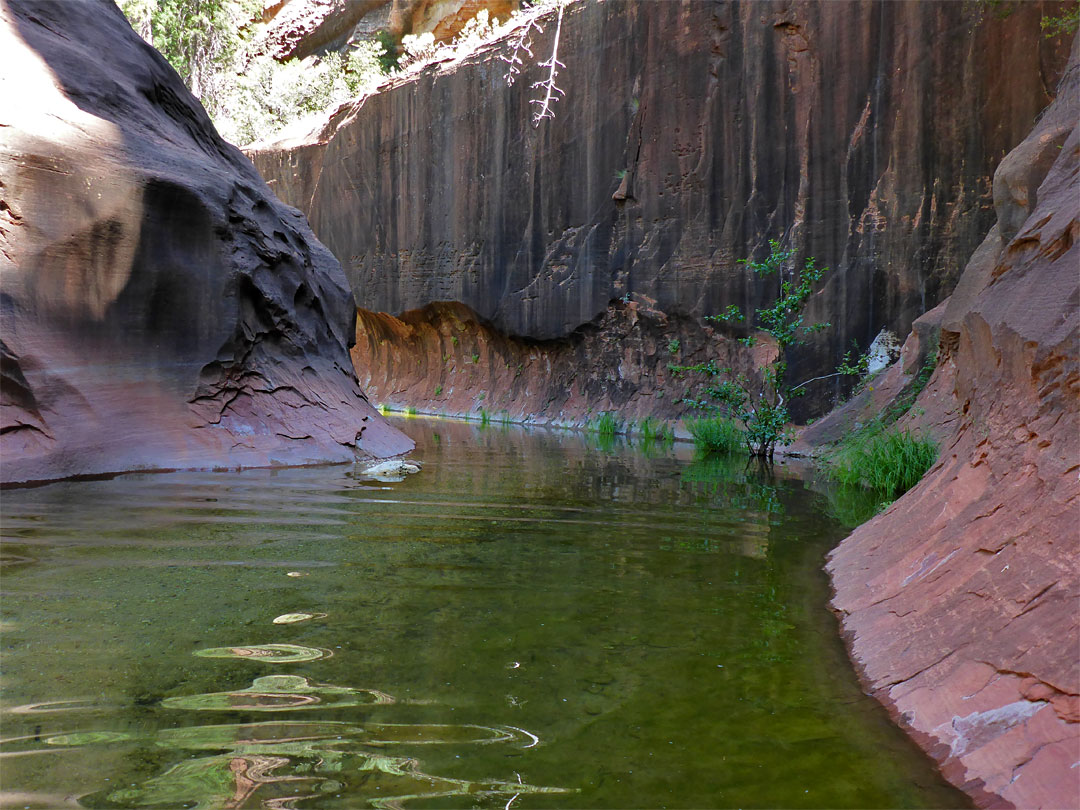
top-left (674, 240), bottom-right (839, 459)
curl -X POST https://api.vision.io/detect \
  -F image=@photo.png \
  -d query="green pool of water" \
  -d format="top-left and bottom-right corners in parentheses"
top-left (0, 417), bottom-right (969, 809)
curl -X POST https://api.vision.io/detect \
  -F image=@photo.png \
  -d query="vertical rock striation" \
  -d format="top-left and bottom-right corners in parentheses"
top-left (251, 0), bottom-right (1070, 417)
top-left (826, 40), bottom-right (1079, 810)
top-left (0, 0), bottom-right (412, 485)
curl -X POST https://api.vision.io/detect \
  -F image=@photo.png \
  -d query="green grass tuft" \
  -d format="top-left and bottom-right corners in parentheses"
top-left (685, 416), bottom-right (745, 455)
top-left (405, 406), bottom-right (418, 416)
top-left (637, 416), bottom-right (674, 445)
top-left (589, 411), bottom-right (622, 435)
top-left (826, 426), bottom-right (938, 498)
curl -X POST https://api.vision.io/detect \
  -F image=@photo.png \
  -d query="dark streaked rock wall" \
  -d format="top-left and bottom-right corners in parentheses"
top-left (251, 0), bottom-right (1070, 413)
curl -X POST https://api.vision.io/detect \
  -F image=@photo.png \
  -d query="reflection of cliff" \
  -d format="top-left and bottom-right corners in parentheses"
top-left (251, 0), bottom-right (1070, 417)
top-left (826, 40), bottom-right (1079, 810)
top-left (0, 0), bottom-right (412, 484)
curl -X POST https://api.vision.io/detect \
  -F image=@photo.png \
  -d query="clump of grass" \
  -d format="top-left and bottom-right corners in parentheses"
top-left (685, 415), bottom-right (745, 455)
top-left (637, 416), bottom-right (674, 444)
top-left (589, 411), bottom-right (622, 435)
top-left (826, 426), bottom-right (938, 498)
top-left (405, 406), bottom-right (418, 416)
top-left (498, 411), bottom-right (512, 426)
top-left (378, 403), bottom-right (391, 415)
top-left (479, 408), bottom-right (490, 426)
top-left (434, 385), bottom-right (443, 397)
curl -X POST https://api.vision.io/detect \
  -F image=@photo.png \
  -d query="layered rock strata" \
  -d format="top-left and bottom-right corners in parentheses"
top-left (826, 42), bottom-right (1079, 810)
top-left (0, 0), bottom-right (412, 485)
top-left (351, 298), bottom-right (771, 426)
top-left (251, 0), bottom-right (1071, 416)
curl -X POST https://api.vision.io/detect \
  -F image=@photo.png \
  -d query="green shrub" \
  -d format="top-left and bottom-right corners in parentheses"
top-left (826, 426), bottom-right (938, 498)
top-left (672, 240), bottom-right (842, 459)
top-left (405, 406), bottom-right (418, 416)
top-left (479, 408), bottom-right (490, 426)
top-left (685, 416), bottom-right (745, 455)
top-left (434, 385), bottom-right (443, 397)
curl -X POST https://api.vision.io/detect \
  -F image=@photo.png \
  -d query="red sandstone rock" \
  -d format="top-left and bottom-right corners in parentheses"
top-left (0, 0), bottom-right (412, 484)
top-left (349, 298), bottom-right (772, 427)
top-left (825, 40), bottom-right (1080, 810)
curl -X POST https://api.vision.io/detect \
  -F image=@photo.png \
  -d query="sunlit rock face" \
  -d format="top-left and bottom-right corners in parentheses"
top-left (256, 0), bottom-right (521, 62)
top-left (250, 0), bottom-right (1070, 416)
top-left (827, 37), bottom-right (1079, 810)
top-left (0, 0), bottom-right (412, 484)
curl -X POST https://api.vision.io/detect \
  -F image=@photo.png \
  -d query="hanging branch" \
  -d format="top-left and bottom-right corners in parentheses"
top-left (529, 1), bottom-right (565, 125)
top-left (498, 13), bottom-right (542, 87)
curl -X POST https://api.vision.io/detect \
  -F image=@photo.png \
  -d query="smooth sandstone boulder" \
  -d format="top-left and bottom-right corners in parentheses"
top-left (0, 0), bottom-right (412, 484)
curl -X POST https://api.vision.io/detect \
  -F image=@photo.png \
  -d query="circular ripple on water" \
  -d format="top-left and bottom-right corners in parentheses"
top-left (193, 644), bottom-right (331, 663)
top-left (161, 675), bottom-right (396, 711)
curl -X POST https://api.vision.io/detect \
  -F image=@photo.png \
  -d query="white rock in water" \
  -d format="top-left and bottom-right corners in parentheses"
top-left (359, 459), bottom-right (422, 482)
top-left (272, 612), bottom-right (327, 625)
top-left (866, 328), bottom-right (902, 375)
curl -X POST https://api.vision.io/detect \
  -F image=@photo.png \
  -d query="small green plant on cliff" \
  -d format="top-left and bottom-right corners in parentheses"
top-left (434, 385), bottom-right (443, 397)
top-left (673, 240), bottom-right (842, 459)
top-left (1041, 4), bottom-right (1080, 37)
top-left (667, 339), bottom-right (681, 355)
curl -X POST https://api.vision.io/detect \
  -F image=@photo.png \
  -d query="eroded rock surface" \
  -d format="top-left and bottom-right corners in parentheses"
top-left (826, 42), bottom-right (1079, 810)
top-left (0, 0), bottom-right (412, 484)
top-left (351, 298), bottom-right (771, 426)
top-left (251, 0), bottom-right (1070, 414)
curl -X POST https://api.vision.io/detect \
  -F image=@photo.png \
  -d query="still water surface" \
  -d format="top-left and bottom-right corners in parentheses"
top-left (1, 417), bottom-right (969, 809)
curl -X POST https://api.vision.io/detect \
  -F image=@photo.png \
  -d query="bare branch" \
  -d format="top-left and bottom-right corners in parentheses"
top-left (498, 16), bottom-right (542, 86)
top-left (529, 1), bottom-right (565, 125)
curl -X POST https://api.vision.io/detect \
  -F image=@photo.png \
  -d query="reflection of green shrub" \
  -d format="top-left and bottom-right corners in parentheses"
top-left (820, 482), bottom-right (890, 528)
top-left (685, 416), bottom-right (744, 455)
top-left (826, 426), bottom-right (937, 499)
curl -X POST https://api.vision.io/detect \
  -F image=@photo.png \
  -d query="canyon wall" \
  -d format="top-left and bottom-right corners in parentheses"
top-left (0, 0), bottom-right (412, 485)
top-left (351, 298), bottom-right (772, 424)
top-left (251, 0), bottom-right (1071, 420)
top-left (826, 42), bottom-right (1079, 809)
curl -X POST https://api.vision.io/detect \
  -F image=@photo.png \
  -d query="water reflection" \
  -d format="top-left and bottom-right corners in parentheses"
top-left (193, 645), bottom-right (332, 664)
top-left (52, 720), bottom-right (566, 809)
top-left (0, 416), bottom-right (972, 809)
top-left (161, 675), bottom-right (395, 711)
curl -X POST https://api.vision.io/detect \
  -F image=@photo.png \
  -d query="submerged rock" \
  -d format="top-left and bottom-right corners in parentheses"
top-left (0, 0), bottom-right (413, 484)
top-left (359, 457), bottom-right (422, 481)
